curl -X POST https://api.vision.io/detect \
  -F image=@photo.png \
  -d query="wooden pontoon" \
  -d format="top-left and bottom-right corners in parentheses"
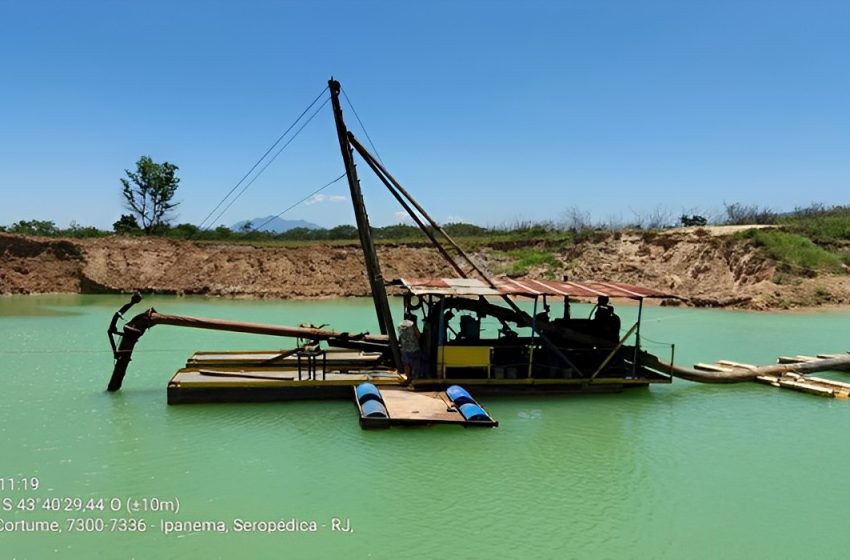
top-left (354, 384), bottom-right (497, 429)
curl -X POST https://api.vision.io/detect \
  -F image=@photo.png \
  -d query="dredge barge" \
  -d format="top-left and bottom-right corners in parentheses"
top-left (105, 79), bottom-right (850, 427)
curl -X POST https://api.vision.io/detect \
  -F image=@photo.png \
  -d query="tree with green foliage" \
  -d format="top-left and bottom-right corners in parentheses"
top-left (9, 219), bottom-right (59, 236)
top-left (167, 223), bottom-right (201, 239)
top-left (113, 214), bottom-right (141, 234)
top-left (120, 156), bottom-right (180, 234)
top-left (327, 225), bottom-right (358, 239)
top-left (213, 225), bottom-right (233, 239)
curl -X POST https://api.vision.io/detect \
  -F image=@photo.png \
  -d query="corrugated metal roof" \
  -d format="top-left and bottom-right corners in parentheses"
top-left (397, 278), bottom-right (674, 299)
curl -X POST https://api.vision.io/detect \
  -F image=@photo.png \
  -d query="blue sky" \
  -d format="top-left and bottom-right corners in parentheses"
top-left (0, 0), bottom-right (848, 230)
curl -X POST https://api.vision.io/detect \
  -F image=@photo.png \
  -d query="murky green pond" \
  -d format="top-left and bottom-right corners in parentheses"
top-left (1, 295), bottom-right (849, 559)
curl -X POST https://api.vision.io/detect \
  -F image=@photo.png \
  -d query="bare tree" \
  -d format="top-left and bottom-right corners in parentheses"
top-left (560, 206), bottom-right (593, 232)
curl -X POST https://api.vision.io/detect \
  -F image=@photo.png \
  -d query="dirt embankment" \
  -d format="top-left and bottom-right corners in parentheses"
top-left (1, 230), bottom-right (847, 309)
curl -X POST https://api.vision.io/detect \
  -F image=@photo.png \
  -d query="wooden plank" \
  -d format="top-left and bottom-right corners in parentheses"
top-left (754, 373), bottom-right (849, 398)
top-left (372, 389), bottom-right (497, 427)
top-left (381, 390), bottom-right (463, 423)
top-left (794, 355), bottom-right (819, 362)
top-left (776, 378), bottom-right (835, 397)
top-left (716, 360), bottom-right (757, 370)
top-left (754, 375), bottom-right (781, 387)
top-left (807, 376), bottom-right (850, 390)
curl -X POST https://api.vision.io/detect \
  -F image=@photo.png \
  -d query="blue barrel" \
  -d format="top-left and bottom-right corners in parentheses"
top-left (446, 385), bottom-right (476, 406)
top-left (361, 399), bottom-right (389, 418)
top-left (459, 403), bottom-right (491, 422)
top-left (356, 383), bottom-right (383, 405)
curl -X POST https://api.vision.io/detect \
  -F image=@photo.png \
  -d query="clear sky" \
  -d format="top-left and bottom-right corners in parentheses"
top-left (1, 0), bottom-right (848, 230)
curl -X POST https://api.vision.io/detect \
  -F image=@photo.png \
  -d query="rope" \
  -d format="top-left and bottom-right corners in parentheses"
top-left (252, 172), bottom-right (347, 232)
top-left (638, 335), bottom-right (675, 346)
top-left (196, 86), bottom-right (329, 231)
top-left (144, 91), bottom-right (331, 291)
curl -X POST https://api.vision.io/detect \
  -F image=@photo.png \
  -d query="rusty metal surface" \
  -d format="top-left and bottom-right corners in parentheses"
top-left (398, 277), bottom-right (675, 299)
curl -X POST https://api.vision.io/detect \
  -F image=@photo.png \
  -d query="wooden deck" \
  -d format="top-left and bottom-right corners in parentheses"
top-left (167, 349), bottom-right (670, 404)
top-left (167, 368), bottom-right (405, 404)
top-left (167, 369), bottom-right (663, 404)
top-left (355, 388), bottom-right (498, 429)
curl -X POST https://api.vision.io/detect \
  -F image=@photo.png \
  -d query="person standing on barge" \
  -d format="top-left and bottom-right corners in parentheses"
top-left (397, 315), bottom-right (422, 379)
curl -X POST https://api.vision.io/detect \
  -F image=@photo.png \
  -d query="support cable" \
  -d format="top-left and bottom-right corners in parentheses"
top-left (341, 87), bottom-right (384, 166)
top-left (252, 172), bottom-right (347, 232)
top-left (196, 86), bottom-right (329, 231)
top-left (203, 96), bottom-right (331, 229)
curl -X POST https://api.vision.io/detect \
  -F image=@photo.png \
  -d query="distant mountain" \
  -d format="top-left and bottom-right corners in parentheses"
top-left (232, 216), bottom-right (322, 233)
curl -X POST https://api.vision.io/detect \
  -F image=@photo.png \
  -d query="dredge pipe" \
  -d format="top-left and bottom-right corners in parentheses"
top-left (643, 352), bottom-right (850, 384)
top-left (145, 311), bottom-right (389, 344)
top-left (107, 308), bottom-right (389, 392)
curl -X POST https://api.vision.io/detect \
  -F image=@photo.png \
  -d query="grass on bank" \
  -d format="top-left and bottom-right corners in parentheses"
top-left (739, 229), bottom-right (847, 275)
top-left (503, 249), bottom-right (560, 278)
top-left (778, 204), bottom-right (850, 245)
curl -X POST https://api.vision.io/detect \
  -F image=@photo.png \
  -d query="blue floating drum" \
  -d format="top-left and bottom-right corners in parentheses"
top-left (446, 385), bottom-right (476, 407)
top-left (459, 403), bottom-right (491, 422)
top-left (361, 399), bottom-right (389, 418)
top-left (356, 382), bottom-right (384, 405)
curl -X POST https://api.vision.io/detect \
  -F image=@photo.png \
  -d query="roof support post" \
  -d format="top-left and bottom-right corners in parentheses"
top-left (632, 298), bottom-right (644, 375)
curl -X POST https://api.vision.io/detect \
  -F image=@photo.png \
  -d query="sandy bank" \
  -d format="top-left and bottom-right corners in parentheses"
top-left (1, 231), bottom-right (847, 310)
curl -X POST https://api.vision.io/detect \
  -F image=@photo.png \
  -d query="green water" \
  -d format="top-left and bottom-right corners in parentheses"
top-left (1, 295), bottom-right (849, 559)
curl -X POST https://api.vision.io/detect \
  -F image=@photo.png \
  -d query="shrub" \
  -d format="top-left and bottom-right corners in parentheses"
top-left (723, 202), bottom-right (778, 225)
top-left (9, 219), bottom-right (59, 236)
top-left (779, 204), bottom-right (850, 243)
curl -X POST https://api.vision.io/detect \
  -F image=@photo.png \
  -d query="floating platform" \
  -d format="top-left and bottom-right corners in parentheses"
top-left (694, 353), bottom-right (850, 399)
top-left (167, 349), bottom-right (402, 404)
top-left (167, 350), bottom-right (667, 404)
top-left (754, 372), bottom-right (850, 399)
top-left (354, 384), bottom-right (498, 429)
top-left (168, 369), bottom-right (404, 404)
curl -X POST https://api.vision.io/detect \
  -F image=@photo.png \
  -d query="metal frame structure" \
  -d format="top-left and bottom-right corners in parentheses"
top-left (105, 78), bottom-right (677, 395)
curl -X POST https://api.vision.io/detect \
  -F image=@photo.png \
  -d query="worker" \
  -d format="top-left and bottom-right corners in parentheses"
top-left (397, 315), bottom-right (422, 379)
top-left (593, 296), bottom-right (621, 341)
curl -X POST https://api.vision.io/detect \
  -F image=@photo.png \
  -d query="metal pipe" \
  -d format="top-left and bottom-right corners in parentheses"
top-left (643, 353), bottom-right (850, 383)
top-left (106, 308), bottom-right (390, 392)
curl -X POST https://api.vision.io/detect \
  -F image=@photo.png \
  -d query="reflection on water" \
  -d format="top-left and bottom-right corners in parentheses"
top-left (1, 295), bottom-right (849, 559)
